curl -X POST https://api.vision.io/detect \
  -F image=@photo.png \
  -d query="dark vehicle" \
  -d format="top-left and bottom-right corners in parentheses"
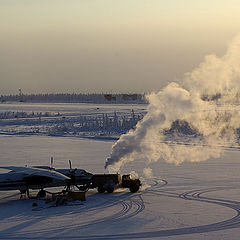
top-left (87, 173), bottom-right (141, 193)
top-left (121, 174), bottom-right (141, 193)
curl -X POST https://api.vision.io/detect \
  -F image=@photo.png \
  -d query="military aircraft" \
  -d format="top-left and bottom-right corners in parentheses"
top-left (0, 160), bottom-right (93, 198)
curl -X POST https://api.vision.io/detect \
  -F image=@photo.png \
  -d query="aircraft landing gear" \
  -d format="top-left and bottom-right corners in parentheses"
top-left (20, 189), bottom-right (26, 199)
top-left (37, 189), bottom-right (46, 198)
top-left (20, 188), bottom-right (30, 199)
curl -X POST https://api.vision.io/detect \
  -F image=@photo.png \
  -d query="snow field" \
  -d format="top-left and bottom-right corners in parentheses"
top-left (1, 135), bottom-right (240, 239)
top-left (1, 103), bottom-right (240, 239)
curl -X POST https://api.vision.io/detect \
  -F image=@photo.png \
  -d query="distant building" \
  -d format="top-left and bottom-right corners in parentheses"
top-left (104, 94), bottom-right (116, 101)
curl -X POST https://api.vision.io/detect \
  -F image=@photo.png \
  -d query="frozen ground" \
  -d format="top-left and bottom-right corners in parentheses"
top-left (0, 102), bottom-right (146, 115)
top-left (0, 102), bottom-right (146, 138)
top-left (1, 137), bottom-right (240, 239)
top-left (1, 103), bottom-right (240, 239)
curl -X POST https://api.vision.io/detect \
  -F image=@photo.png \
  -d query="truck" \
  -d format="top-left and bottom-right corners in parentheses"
top-left (82, 173), bottom-right (141, 193)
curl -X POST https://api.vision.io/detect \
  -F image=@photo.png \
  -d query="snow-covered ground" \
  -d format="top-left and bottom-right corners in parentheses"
top-left (0, 102), bottom-right (146, 138)
top-left (1, 103), bottom-right (240, 239)
top-left (0, 102), bottom-right (147, 115)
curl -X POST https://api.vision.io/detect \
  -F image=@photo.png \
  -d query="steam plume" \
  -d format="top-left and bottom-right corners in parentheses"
top-left (105, 35), bottom-right (240, 173)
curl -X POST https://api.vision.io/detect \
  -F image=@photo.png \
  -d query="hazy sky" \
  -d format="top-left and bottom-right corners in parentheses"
top-left (1, 0), bottom-right (240, 94)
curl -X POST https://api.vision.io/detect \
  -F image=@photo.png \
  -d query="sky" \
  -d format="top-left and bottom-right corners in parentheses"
top-left (0, 0), bottom-right (240, 94)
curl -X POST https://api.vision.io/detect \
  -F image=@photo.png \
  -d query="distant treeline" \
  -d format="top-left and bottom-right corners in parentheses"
top-left (0, 93), bottom-right (147, 104)
top-left (49, 110), bottom-right (143, 136)
top-left (0, 111), bottom-right (55, 119)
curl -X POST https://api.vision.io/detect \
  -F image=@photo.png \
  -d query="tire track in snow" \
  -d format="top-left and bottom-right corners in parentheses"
top-left (0, 178), bottom-right (160, 239)
top-left (4, 181), bottom-right (240, 239)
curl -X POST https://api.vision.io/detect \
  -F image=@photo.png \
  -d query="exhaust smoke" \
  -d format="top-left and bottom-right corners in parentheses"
top-left (105, 35), bottom-right (240, 175)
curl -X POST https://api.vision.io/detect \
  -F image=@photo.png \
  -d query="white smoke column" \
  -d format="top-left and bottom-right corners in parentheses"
top-left (105, 82), bottom-right (217, 171)
top-left (105, 34), bottom-right (240, 173)
top-left (184, 35), bottom-right (240, 98)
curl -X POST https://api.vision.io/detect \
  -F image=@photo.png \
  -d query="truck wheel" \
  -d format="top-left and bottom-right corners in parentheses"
top-left (97, 186), bottom-right (105, 193)
top-left (129, 183), bottom-right (139, 193)
top-left (106, 187), bottom-right (114, 193)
